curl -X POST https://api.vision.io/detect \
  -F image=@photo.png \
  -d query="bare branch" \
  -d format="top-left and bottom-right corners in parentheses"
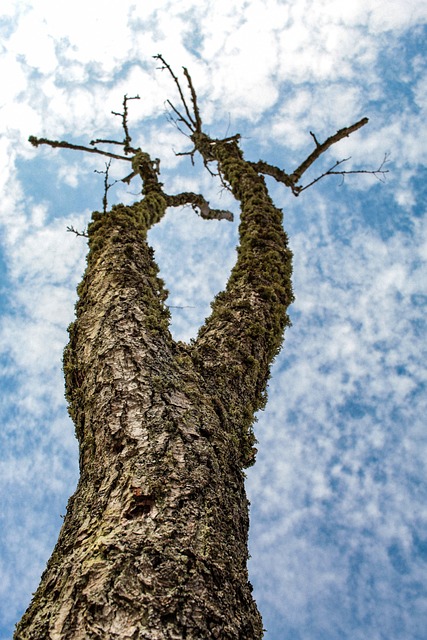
top-left (248, 118), bottom-right (386, 195)
top-left (154, 54), bottom-right (197, 132)
top-left (66, 225), bottom-right (88, 238)
top-left (29, 136), bottom-right (132, 163)
top-left (111, 94), bottom-right (140, 154)
top-left (165, 98), bottom-right (194, 131)
top-left (154, 61), bottom-right (379, 201)
top-left (90, 138), bottom-right (128, 147)
top-left (290, 117), bottom-right (369, 184)
top-left (94, 160), bottom-right (122, 213)
top-left (175, 148), bottom-right (196, 165)
top-left (309, 131), bottom-right (320, 148)
top-left (120, 170), bottom-right (138, 184)
top-left (30, 93), bottom-right (141, 174)
top-left (298, 154), bottom-right (390, 193)
top-left (183, 66), bottom-right (202, 132)
top-left (165, 109), bottom-right (192, 138)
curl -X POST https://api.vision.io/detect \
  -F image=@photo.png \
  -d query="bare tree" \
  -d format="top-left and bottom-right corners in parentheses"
top-left (15, 58), bottom-right (386, 640)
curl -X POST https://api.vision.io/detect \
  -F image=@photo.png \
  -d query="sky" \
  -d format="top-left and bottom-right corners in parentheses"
top-left (0, 1), bottom-right (426, 638)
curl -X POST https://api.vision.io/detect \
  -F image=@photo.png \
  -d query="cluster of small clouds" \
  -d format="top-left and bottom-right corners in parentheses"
top-left (0, 1), bottom-right (426, 638)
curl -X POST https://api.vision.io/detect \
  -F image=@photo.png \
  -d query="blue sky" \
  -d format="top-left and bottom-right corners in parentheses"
top-left (0, 1), bottom-right (426, 638)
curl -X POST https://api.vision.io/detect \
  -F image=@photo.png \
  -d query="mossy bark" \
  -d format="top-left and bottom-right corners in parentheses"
top-left (15, 139), bottom-right (293, 640)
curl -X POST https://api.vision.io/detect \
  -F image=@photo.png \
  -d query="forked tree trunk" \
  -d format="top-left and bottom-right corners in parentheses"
top-left (15, 138), bottom-right (293, 639)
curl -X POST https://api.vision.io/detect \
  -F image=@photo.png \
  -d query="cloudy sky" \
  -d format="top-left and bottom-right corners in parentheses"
top-left (1, 1), bottom-right (426, 638)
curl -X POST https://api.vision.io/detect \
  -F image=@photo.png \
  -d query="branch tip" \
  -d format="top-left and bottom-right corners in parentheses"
top-left (66, 225), bottom-right (88, 238)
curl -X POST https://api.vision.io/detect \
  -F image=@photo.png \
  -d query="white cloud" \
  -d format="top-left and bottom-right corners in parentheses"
top-left (0, 1), bottom-right (426, 638)
top-left (0, 52), bottom-right (28, 102)
top-left (7, 14), bottom-right (57, 74)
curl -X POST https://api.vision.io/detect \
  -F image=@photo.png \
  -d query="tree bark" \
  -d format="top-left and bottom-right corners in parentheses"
top-left (15, 137), bottom-right (293, 639)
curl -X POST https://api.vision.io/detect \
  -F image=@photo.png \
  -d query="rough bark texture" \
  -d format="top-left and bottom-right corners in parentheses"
top-left (15, 137), bottom-right (293, 639)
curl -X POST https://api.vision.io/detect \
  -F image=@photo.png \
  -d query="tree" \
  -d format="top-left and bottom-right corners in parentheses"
top-left (14, 57), bottom-right (385, 640)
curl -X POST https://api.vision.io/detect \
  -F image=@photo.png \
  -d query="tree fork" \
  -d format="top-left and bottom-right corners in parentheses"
top-left (16, 59), bottom-right (382, 639)
top-left (16, 138), bottom-right (270, 639)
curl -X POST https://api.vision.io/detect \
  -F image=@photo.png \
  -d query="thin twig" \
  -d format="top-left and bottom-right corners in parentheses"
top-left (94, 160), bottom-right (121, 213)
top-left (309, 131), bottom-right (320, 148)
top-left (154, 54), bottom-right (196, 131)
top-left (298, 154), bottom-right (389, 193)
top-left (165, 99), bottom-right (194, 131)
top-left (67, 225), bottom-right (88, 238)
top-left (111, 94), bottom-right (140, 154)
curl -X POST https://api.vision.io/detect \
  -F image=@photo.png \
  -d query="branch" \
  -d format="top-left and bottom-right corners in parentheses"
top-left (94, 160), bottom-right (122, 213)
top-left (29, 136), bottom-right (132, 163)
top-left (154, 54), bottom-right (197, 132)
top-left (183, 66), bottom-right (202, 132)
top-left (90, 138), bottom-right (130, 147)
top-left (175, 147), bottom-right (197, 166)
top-left (165, 192), bottom-right (233, 221)
top-left (249, 118), bottom-right (384, 195)
top-left (154, 58), bottom-right (238, 176)
top-left (290, 117), bottom-right (369, 184)
top-left (165, 98), bottom-right (194, 132)
top-left (66, 225), bottom-right (88, 238)
top-left (309, 131), bottom-right (320, 147)
top-left (155, 60), bottom-right (379, 202)
top-left (298, 154), bottom-right (390, 193)
top-left (164, 109), bottom-right (192, 139)
top-left (30, 93), bottom-right (141, 182)
top-left (111, 94), bottom-right (140, 154)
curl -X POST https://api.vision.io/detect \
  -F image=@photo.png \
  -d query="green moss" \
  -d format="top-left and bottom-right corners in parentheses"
top-left (189, 135), bottom-right (294, 466)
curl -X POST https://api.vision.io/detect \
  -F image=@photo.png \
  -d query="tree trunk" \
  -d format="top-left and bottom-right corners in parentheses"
top-left (15, 137), bottom-right (293, 639)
